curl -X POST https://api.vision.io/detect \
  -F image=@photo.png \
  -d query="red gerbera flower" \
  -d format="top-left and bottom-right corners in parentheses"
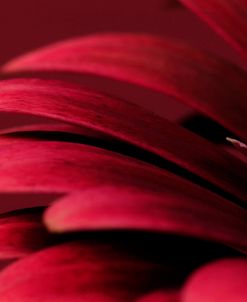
top-left (0, 0), bottom-right (246, 301)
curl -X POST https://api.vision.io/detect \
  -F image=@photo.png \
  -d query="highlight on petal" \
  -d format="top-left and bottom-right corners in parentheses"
top-left (44, 186), bottom-right (247, 253)
top-left (0, 207), bottom-right (51, 259)
top-left (227, 137), bottom-right (247, 157)
top-left (0, 123), bottom-right (107, 140)
top-left (0, 79), bottom-right (246, 205)
top-left (2, 34), bottom-right (247, 141)
top-left (179, 0), bottom-right (247, 59)
top-left (182, 258), bottom-right (247, 302)
top-left (0, 122), bottom-right (112, 146)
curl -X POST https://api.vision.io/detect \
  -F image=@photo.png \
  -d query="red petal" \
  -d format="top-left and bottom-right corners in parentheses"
top-left (44, 186), bottom-right (247, 253)
top-left (0, 139), bottom-right (174, 193)
top-left (0, 207), bottom-right (51, 259)
top-left (180, 0), bottom-right (247, 60)
top-left (0, 138), bottom-right (246, 250)
top-left (0, 241), bottom-right (180, 301)
top-left (0, 123), bottom-right (109, 141)
top-left (2, 34), bottom-right (247, 140)
top-left (0, 79), bottom-right (246, 204)
top-left (182, 258), bottom-right (247, 302)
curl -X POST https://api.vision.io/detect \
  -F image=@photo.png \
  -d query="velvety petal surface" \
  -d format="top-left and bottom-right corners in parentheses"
top-left (0, 79), bottom-right (246, 204)
top-left (2, 34), bottom-right (247, 140)
top-left (0, 236), bottom-right (241, 302)
top-left (180, 0), bottom-right (247, 59)
top-left (0, 138), bottom-right (246, 250)
top-left (0, 240), bottom-right (181, 301)
top-left (0, 207), bottom-right (51, 259)
top-left (44, 186), bottom-right (247, 253)
top-left (0, 139), bottom-right (174, 193)
top-left (182, 258), bottom-right (247, 302)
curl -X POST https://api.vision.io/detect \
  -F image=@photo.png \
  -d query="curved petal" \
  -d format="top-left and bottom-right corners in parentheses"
top-left (0, 123), bottom-right (106, 139)
top-left (0, 241), bottom-right (181, 301)
top-left (0, 207), bottom-right (51, 259)
top-left (0, 139), bottom-right (246, 250)
top-left (44, 186), bottom-right (247, 253)
top-left (0, 79), bottom-right (246, 205)
top-left (0, 139), bottom-right (174, 193)
top-left (179, 0), bottom-right (247, 60)
top-left (2, 34), bottom-right (247, 140)
top-left (182, 258), bottom-right (247, 302)
top-left (0, 123), bottom-right (110, 143)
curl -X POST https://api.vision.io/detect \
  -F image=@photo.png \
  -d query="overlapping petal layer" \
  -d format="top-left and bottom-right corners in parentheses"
top-left (0, 240), bottom-right (180, 301)
top-left (0, 207), bottom-right (51, 259)
top-left (0, 136), bottom-right (246, 251)
top-left (2, 34), bottom-right (247, 140)
top-left (0, 236), bottom-right (240, 302)
top-left (0, 2), bottom-right (246, 299)
top-left (44, 186), bottom-right (247, 253)
top-left (0, 79), bottom-right (246, 205)
top-left (0, 139), bottom-right (170, 193)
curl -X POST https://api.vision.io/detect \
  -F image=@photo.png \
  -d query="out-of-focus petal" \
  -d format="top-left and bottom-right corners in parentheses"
top-left (2, 34), bottom-right (247, 140)
top-left (0, 79), bottom-right (246, 205)
top-left (0, 240), bottom-right (180, 301)
top-left (0, 138), bottom-right (246, 250)
top-left (182, 258), bottom-right (247, 302)
top-left (137, 290), bottom-right (179, 302)
top-left (179, 0), bottom-right (247, 60)
top-left (0, 207), bottom-right (51, 259)
top-left (44, 186), bottom-right (247, 253)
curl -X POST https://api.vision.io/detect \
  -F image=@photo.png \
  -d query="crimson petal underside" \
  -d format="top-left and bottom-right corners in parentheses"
top-left (44, 186), bottom-right (247, 253)
top-left (2, 34), bottom-right (247, 141)
top-left (0, 207), bottom-right (51, 259)
top-left (0, 79), bottom-right (246, 205)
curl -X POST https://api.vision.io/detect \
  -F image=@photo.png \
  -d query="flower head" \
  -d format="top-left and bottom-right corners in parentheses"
top-left (0, 1), bottom-right (246, 301)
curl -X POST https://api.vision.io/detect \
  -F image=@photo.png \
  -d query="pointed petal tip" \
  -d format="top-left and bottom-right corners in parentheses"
top-left (226, 137), bottom-right (247, 156)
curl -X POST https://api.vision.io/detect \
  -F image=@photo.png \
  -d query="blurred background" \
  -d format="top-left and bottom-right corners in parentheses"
top-left (0, 0), bottom-right (240, 126)
top-left (0, 0), bottom-right (238, 64)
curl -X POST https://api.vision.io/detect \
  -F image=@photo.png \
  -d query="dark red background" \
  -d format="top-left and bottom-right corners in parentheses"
top-left (0, 0), bottom-right (239, 123)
